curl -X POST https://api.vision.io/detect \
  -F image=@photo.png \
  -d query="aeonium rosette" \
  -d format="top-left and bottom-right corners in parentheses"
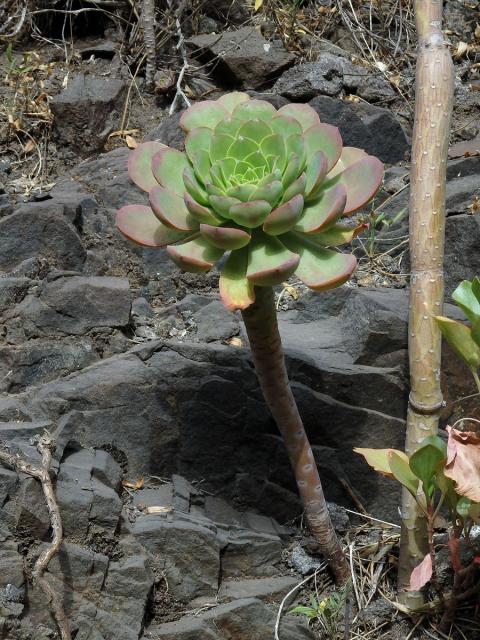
top-left (116, 92), bottom-right (384, 310)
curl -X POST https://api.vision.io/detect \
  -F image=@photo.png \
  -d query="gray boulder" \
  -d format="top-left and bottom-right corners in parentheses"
top-left (51, 74), bottom-right (127, 154)
top-left (308, 95), bottom-right (409, 163)
top-left (274, 54), bottom-right (396, 103)
top-left (0, 207), bottom-right (86, 272)
top-left (187, 28), bottom-right (295, 89)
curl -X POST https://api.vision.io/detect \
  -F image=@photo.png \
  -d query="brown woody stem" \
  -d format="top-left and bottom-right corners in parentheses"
top-left (399, 0), bottom-right (454, 606)
top-left (0, 433), bottom-right (71, 640)
top-left (242, 286), bottom-right (349, 584)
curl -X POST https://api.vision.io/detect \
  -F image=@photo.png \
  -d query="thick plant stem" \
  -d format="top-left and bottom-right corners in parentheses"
top-left (398, 0), bottom-right (454, 606)
top-left (242, 286), bottom-right (349, 584)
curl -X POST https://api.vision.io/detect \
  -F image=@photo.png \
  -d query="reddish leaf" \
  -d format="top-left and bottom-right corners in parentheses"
top-left (448, 537), bottom-right (463, 573)
top-left (408, 554), bottom-right (433, 591)
top-left (444, 426), bottom-right (480, 503)
top-left (128, 141), bottom-right (165, 192)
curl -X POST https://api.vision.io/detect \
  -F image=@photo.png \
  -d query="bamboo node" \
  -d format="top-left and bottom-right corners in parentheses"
top-left (408, 393), bottom-right (445, 415)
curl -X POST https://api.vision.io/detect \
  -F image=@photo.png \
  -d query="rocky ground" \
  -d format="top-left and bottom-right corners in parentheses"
top-left (0, 1), bottom-right (479, 639)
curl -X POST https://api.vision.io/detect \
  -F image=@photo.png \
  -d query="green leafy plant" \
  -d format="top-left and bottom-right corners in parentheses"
top-left (355, 432), bottom-right (480, 630)
top-left (435, 277), bottom-right (480, 393)
top-left (290, 589), bottom-right (347, 638)
top-left (115, 92), bottom-right (383, 582)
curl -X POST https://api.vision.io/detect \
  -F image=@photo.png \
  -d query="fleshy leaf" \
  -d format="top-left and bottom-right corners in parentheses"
top-left (304, 151), bottom-right (328, 198)
top-left (209, 194), bottom-right (241, 217)
top-left (116, 205), bottom-right (188, 247)
top-left (328, 155), bottom-right (384, 214)
top-left (260, 135), bottom-right (287, 172)
top-left (184, 192), bottom-right (222, 225)
top-left (247, 232), bottom-right (300, 286)
top-left (327, 146), bottom-right (367, 179)
top-left (313, 223), bottom-right (367, 246)
top-left (304, 124), bottom-right (342, 172)
top-left (295, 184), bottom-right (347, 234)
top-left (180, 100), bottom-right (229, 132)
top-left (152, 148), bottom-right (189, 196)
top-left (282, 155), bottom-right (303, 188)
top-left (200, 224), bottom-right (251, 250)
top-left (270, 115), bottom-right (303, 137)
top-left (238, 119), bottom-right (273, 142)
top-left (408, 554), bottom-right (433, 592)
top-left (167, 236), bottom-right (224, 273)
top-left (183, 166), bottom-right (209, 205)
top-left (452, 279), bottom-right (480, 324)
top-left (190, 150), bottom-right (211, 184)
top-left (250, 180), bottom-right (283, 205)
top-left (435, 316), bottom-right (480, 370)
top-left (150, 186), bottom-right (198, 231)
top-left (128, 141), bottom-right (166, 192)
top-left (282, 173), bottom-right (307, 203)
top-left (281, 233), bottom-right (356, 290)
top-left (277, 103), bottom-right (320, 131)
top-left (216, 92), bottom-right (250, 113)
top-left (210, 134), bottom-right (236, 164)
top-left (232, 99), bottom-right (277, 122)
top-left (185, 127), bottom-right (212, 163)
top-left (219, 247), bottom-right (255, 311)
top-left (230, 200), bottom-right (272, 227)
top-left (263, 194), bottom-right (304, 236)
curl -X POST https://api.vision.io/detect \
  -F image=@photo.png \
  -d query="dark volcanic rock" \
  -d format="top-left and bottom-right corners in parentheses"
top-left (3, 275), bottom-right (131, 337)
top-left (51, 74), bottom-right (127, 154)
top-left (444, 214), bottom-right (480, 297)
top-left (0, 208), bottom-right (86, 272)
top-left (274, 54), bottom-right (396, 103)
top-left (308, 95), bottom-right (409, 163)
top-left (187, 28), bottom-right (295, 89)
top-left (0, 338), bottom-right (98, 392)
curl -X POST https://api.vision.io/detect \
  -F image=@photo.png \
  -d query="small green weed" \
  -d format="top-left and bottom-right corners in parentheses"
top-left (290, 587), bottom-right (347, 638)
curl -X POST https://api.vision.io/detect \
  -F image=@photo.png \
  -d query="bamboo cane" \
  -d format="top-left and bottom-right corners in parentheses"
top-left (398, 0), bottom-right (454, 606)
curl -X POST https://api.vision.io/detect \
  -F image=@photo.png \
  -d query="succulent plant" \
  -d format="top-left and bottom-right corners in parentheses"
top-left (115, 93), bottom-right (384, 583)
top-left (116, 92), bottom-right (383, 309)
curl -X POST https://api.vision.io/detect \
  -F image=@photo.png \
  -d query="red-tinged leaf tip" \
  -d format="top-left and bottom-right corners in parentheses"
top-left (247, 232), bottom-right (300, 286)
top-left (295, 183), bottom-right (347, 234)
top-left (304, 123), bottom-right (342, 172)
top-left (333, 155), bottom-right (384, 214)
top-left (149, 186), bottom-right (199, 232)
top-left (184, 192), bottom-right (222, 226)
top-left (200, 223), bottom-right (251, 250)
top-left (230, 200), bottom-right (272, 228)
top-left (408, 554), bottom-right (433, 592)
top-left (278, 103), bottom-right (320, 131)
top-left (219, 247), bottom-right (255, 311)
top-left (116, 205), bottom-right (188, 247)
top-left (128, 141), bottom-right (166, 192)
top-left (328, 146), bottom-right (367, 179)
top-left (167, 237), bottom-right (224, 273)
top-left (263, 193), bottom-right (304, 236)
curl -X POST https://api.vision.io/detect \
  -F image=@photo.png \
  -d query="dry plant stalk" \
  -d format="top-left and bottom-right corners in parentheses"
top-left (143, 0), bottom-right (157, 87)
top-left (0, 433), bottom-right (71, 640)
top-left (398, 0), bottom-right (454, 607)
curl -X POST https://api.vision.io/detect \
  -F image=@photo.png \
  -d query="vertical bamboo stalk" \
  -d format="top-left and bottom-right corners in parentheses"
top-left (398, 0), bottom-right (454, 606)
top-left (242, 286), bottom-right (349, 584)
top-left (143, 0), bottom-right (157, 88)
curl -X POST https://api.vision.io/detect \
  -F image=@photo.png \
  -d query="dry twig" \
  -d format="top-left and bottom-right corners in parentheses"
top-left (0, 433), bottom-right (70, 640)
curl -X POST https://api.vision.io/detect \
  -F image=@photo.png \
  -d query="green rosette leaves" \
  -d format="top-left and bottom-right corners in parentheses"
top-left (116, 93), bottom-right (384, 310)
